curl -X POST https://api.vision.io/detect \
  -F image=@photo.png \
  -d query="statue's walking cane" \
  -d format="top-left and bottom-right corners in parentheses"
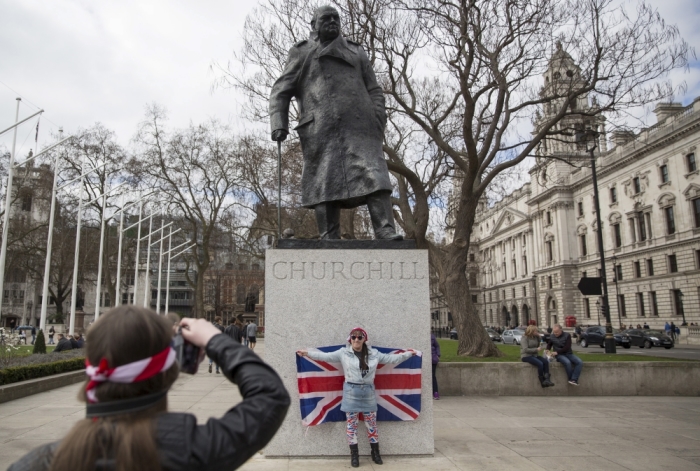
top-left (277, 140), bottom-right (282, 242)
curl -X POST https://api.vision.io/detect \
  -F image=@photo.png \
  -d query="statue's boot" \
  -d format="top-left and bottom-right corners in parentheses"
top-left (367, 191), bottom-right (403, 240)
top-left (315, 203), bottom-right (341, 239)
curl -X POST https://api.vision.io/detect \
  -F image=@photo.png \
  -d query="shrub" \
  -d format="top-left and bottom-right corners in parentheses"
top-left (33, 330), bottom-right (46, 354)
top-left (0, 357), bottom-right (85, 385)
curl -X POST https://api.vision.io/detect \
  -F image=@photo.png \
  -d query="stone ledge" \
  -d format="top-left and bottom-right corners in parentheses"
top-left (436, 361), bottom-right (700, 396)
top-left (276, 239), bottom-right (417, 249)
top-left (0, 370), bottom-right (85, 404)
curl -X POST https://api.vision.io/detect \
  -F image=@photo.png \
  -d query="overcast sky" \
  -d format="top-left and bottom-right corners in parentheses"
top-left (1, 0), bottom-right (699, 160)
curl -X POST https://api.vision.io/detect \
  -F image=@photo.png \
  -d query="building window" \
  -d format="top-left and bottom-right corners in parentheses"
top-left (636, 293), bottom-right (645, 317)
top-left (688, 153), bottom-right (697, 173)
top-left (471, 295), bottom-right (478, 303)
top-left (512, 259), bottom-right (517, 278)
top-left (618, 294), bottom-right (626, 317)
top-left (646, 258), bottom-right (654, 276)
top-left (469, 253), bottom-right (475, 262)
top-left (545, 241), bottom-right (553, 262)
top-left (489, 293), bottom-right (492, 302)
top-left (612, 223), bottom-right (622, 248)
top-left (650, 291), bottom-right (659, 316)
top-left (660, 164), bottom-right (669, 183)
top-left (21, 195), bottom-right (32, 212)
top-left (696, 249), bottom-right (700, 270)
top-left (584, 298), bottom-right (591, 319)
top-left (672, 289), bottom-right (684, 317)
top-left (693, 198), bottom-right (700, 228)
top-left (637, 213), bottom-right (647, 241)
top-left (523, 256), bottom-right (528, 275)
top-left (511, 288), bottom-right (515, 298)
top-left (579, 234), bottom-right (587, 256)
top-left (578, 202), bottom-right (584, 216)
top-left (522, 286), bottom-right (527, 297)
top-left (469, 272), bottom-right (477, 286)
top-left (634, 261), bottom-right (641, 278)
top-left (664, 206), bottom-right (676, 234)
top-left (615, 264), bottom-right (623, 281)
top-left (633, 177), bottom-right (641, 194)
top-left (610, 187), bottom-right (617, 203)
top-left (547, 275), bottom-right (553, 289)
top-left (546, 211), bottom-right (552, 225)
top-left (668, 254), bottom-right (678, 273)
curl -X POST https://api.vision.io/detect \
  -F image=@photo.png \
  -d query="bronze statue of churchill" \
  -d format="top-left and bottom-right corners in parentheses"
top-left (269, 5), bottom-right (402, 240)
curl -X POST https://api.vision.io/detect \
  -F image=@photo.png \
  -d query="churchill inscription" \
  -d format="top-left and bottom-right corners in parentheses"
top-left (272, 261), bottom-right (425, 280)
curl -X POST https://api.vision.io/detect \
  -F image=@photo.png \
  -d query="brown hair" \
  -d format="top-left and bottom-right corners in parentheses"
top-left (524, 325), bottom-right (539, 338)
top-left (350, 329), bottom-right (369, 371)
top-left (50, 306), bottom-right (178, 471)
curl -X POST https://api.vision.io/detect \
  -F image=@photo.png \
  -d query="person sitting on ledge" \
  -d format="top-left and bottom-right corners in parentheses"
top-left (297, 327), bottom-right (417, 468)
top-left (8, 306), bottom-right (290, 471)
top-left (54, 333), bottom-right (73, 352)
top-left (520, 325), bottom-right (554, 388)
top-left (546, 324), bottom-right (583, 386)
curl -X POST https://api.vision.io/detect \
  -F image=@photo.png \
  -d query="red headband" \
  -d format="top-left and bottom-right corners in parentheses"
top-left (85, 346), bottom-right (176, 403)
top-left (347, 327), bottom-right (368, 343)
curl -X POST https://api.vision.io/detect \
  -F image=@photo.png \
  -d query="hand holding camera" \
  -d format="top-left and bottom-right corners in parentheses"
top-left (174, 318), bottom-right (223, 374)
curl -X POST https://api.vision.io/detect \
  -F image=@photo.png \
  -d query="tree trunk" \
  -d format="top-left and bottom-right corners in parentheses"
top-left (445, 193), bottom-right (501, 357)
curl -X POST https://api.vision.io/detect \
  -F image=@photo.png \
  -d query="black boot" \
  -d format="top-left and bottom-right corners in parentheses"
top-left (350, 444), bottom-right (360, 468)
top-left (544, 373), bottom-right (555, 387)
top-left (538, 375), bottom-right (547, 388)
top-left (370, 442), bottom-right (383, 465)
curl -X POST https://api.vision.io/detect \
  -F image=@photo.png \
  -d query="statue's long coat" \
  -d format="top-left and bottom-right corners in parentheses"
top-left (269, 34), bottom-right (392, 208)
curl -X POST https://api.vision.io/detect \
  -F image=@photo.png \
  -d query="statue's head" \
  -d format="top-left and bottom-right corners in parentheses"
top-left (311, 5), bottom-right (340, 42)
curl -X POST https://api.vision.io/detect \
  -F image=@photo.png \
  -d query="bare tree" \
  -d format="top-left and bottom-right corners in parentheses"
top-left (133, 105), bottom-right (246, 317)
top-left (216, 0), bottom-right (691, 356)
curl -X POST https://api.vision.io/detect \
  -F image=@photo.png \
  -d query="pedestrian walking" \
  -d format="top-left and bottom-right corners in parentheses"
top-left (297, 327), bottom-right (417, 468)
top-left (208, 317), bottom-right (225, 374)
top-left (8, 305), bottom-right (290, 471)
top-left (431, 333), bottom-right (440, 400)
top-left (224, 318), bottom-right (243, 344)
top-left (244, 320), bottom-right (250, 347)
top-left (670, 322), bottom-right (677, 341)
top-left (31, 326), bottom-right (36, 345)
top-left (247, 320), bottom-right (258, 351)
top-left (521, 325), bottom-right (554, 388)
top-left (48, 325), bottom-right (55, 345)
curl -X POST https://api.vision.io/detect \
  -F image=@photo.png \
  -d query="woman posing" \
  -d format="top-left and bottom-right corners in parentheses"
top-left (298, 328), bottom-right (417, 468)
top-left (520, 325), bottom-right (555, 388)
top-left (9, 306), bottom-right (290, 471)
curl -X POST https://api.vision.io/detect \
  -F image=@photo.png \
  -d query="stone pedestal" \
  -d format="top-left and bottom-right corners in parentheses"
top-left (264, 248), bottom-right (433, 457)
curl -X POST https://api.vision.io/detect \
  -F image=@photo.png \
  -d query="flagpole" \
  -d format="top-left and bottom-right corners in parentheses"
top-left (0, 98), bottom-right (22, 325)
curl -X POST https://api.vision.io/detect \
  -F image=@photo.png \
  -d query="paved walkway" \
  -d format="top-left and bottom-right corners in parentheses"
top-left (1, 341), bottom-right (700, 470)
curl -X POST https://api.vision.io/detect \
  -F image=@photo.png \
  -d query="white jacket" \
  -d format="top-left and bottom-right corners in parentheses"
top-left (307, 344), bottom-right (413, 385)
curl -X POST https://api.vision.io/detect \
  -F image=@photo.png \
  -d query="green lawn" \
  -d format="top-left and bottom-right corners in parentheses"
top-left (437, 339), bottom-right (692, 362)
top-left (14, 345), bottom-right (56, 356)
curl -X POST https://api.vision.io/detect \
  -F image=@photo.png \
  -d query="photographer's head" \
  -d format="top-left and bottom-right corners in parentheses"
top-left (52, 306), bottom-right (178, 471)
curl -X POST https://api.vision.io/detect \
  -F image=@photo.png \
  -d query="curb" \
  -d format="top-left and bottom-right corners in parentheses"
top-left (0, 370), bottom-right (85, 404)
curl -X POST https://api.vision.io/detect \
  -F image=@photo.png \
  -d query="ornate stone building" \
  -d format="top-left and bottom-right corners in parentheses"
top-left (462, 48), bottom-right (700, 329)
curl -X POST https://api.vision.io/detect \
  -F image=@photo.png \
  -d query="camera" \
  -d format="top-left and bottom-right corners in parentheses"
top-left (172, 327), bottom-right (201, 375)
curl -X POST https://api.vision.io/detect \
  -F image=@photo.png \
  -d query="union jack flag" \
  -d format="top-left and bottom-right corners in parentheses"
top-left (296, 345), bottom-right (422, 426)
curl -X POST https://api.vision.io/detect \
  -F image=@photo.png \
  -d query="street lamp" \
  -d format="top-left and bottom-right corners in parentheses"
top-left (679, 290), bottom-right (686, 326)
top-left (611, 254), bottom-right (622, 328)
top-left (575, 127), bottom-right (616, 353)
top-left (596, 298), bottom-right (601, 325)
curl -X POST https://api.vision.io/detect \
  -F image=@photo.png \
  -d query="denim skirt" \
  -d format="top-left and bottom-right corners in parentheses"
top-left (340, 382), bottom-right (377, 412)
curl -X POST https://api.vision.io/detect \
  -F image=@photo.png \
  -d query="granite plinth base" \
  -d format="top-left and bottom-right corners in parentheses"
top-left (264, 248), bottom-right (434, 457)
top-left (276, 238), bottom-right (416, 249)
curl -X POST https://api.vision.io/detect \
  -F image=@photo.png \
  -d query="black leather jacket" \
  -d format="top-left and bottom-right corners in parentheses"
top-left (8, 334), bottom-right (290, 471)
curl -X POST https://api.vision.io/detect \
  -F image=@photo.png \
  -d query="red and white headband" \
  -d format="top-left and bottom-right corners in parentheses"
top-left (347, 327), bottom-right (368, 343)
top-left (85, 346), bottom-right (176, 403)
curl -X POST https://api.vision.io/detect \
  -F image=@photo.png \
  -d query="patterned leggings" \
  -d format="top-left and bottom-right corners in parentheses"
top-left (346, 412), bottom-right (378, 445)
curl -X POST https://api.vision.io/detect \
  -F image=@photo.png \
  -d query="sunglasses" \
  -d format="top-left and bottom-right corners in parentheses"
top-left (350, 335), bottom-right (364, 341)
